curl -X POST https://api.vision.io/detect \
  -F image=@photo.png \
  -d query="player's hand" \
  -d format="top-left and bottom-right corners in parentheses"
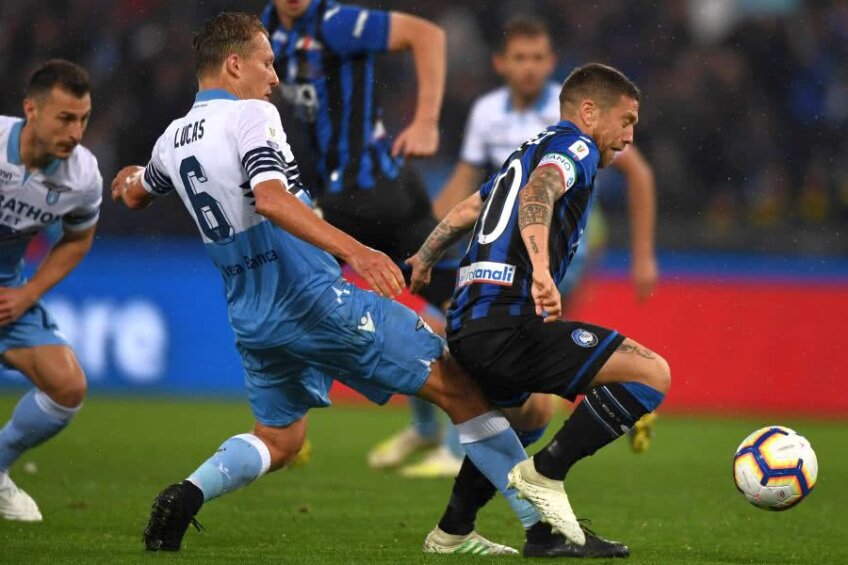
top-left (110, 166), bottom-right (144, 204)
top-left (346, 244), bottom-right (405, 298)
top-left (531, 269), bottom-right (561, 323)
top-left (405, 253), bottom-right (432, 294)
top-left (392, 119), bottom-right (439, 158)
top-left (632, 253), bottom-right (658, 303)
top-left (0, 286), bottom-right (38, 326)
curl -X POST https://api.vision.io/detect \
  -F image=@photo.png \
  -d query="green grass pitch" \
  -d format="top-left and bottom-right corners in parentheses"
top-left (1, 394), bottom-right (846, 564)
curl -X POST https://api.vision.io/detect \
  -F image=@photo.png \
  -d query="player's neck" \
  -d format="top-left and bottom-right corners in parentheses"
top-left (561, 113), bottom-right (594, 138)
top-left (198, 79), bottom-right (238, 99)
top-left (19, 124), bottom-right (54, 170)
top-left (509, 90), bottom-right (542, 112)
top-left (277, 14), bottom-right (296, 28)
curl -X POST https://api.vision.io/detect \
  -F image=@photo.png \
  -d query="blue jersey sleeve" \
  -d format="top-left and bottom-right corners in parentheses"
top-left (540, 134), bottom-right (600, 192)
top-left (322, 4), bottom-right (390, 55)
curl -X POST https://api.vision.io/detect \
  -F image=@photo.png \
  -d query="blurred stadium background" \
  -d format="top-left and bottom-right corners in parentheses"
top-left (1, 0), bottom-right (845, 414)
top-left (2, 1), bottom-right (847, 563)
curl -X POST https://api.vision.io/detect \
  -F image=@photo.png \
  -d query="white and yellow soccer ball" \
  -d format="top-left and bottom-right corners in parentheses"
top-left (733, 426), bottom-right (818, 511)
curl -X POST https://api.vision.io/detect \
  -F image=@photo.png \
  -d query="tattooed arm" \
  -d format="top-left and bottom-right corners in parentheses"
top-left (518, 165), bottom-right (567, 322)
top-left (407, 192), bottom-right (483, 293)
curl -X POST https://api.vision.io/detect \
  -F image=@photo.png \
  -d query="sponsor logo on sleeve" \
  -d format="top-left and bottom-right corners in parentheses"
top-left (537, 153), bottom-right (577, 191)
top-left (265, 124), bottom-right (282, 150)
top-left (568, 140), bottom-right (590, 161)
top-left (457, 261), bottom-right (516, 288)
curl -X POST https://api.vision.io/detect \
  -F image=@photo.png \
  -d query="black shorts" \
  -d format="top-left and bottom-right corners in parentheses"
top-left (319, 166), bottom-right (456, 306)
top-left (448, 315), bottom-right (626, 407)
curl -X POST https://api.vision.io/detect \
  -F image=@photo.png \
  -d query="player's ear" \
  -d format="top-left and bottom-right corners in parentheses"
top-left (225, 53), bottom-right (242, 79)
top-left (578, 99), bottom-right (597, 128)
top-left (492, 53), bottom-right (506, 76)
top-left (22, 97), bottom-right (38, 122)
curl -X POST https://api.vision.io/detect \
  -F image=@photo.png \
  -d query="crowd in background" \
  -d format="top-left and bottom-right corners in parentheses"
top-left (1, 0), bottom-right (846, 253)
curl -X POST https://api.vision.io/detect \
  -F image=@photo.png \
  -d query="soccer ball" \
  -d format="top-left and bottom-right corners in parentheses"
top-left (733, 426), bottom-right (818, 511)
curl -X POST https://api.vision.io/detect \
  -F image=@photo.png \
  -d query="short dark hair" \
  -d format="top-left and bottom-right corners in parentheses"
top-left (26, 59), bottom-right (90, 99)
top-left (193, 12), bottom-right (268, 78)
top-left (559, 63), bottom-right (640, 111)
top-left (500, 17), bottom-right (551, 52)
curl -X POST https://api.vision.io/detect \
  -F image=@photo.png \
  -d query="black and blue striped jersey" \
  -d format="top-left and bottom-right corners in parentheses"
top-left (447, 120), bottom-right (601, 333)
top-left (262, 0), bottom-right (399, 195)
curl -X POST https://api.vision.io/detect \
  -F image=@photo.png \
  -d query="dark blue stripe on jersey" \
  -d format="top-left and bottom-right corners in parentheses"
top-left (144, 164), bottom-right (173, 195)
top-left (266, 0), bottom-right (396, 194)
top-left (242, 147), bottom-right (286, 178)
top-left (358, 57), bottom-right (375, 187)
top-left (64, 209), bottom-right (99, 224)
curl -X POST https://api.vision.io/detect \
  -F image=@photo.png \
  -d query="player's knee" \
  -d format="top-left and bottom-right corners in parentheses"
top-left (504, 394), bottom-right (553, 430)
top-left (44, 373), bottom-right (87, 408)
top-left (253, 422), bottom-right (306, 472)
top-left (419, 358), bottom-right (489, 422)
top-left (648, 353), bottom-right (671, 395)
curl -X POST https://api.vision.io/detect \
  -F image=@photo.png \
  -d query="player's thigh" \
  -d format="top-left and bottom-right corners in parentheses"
top-left (297, 284), bottom-right (447, 404)
top-left (238, 343), bottom-right (333, 430)
top-left (416, 353), bottom-right (491, 423)
top-left (3, 344), bottom-right (85, 394)
top-left (588, 337), bottom-right (671, 393)
top-left (502, 393), bottom-right (554, 431)
top-left (449, 318), bottom-right (624, 404)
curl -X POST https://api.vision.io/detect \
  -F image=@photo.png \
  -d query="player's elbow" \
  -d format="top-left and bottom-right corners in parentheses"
top-left (391, 13), bottom-right (444, 52)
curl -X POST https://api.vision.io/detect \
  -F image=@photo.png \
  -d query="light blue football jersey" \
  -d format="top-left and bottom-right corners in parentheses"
top-left (0, 116), bottom-right (102, 286)
top-left (141, 90), bottom-right (342, 348)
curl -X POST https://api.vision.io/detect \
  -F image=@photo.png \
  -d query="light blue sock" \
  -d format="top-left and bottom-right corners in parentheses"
top-left (187, 434), bottom-right (271, 502)
top-left (409, 396), bottom-right (440, 439)
top-left (457, 412), bottom-right (541, 528)
top-left (443, 423), bottom-right (464, 459)
top-left (0, 388), bottom-right (80, 471)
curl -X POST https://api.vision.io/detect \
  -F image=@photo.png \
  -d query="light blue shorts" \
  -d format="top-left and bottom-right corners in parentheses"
top-left (0, 301), bottom-right (68, 356)
top-left (238, 280), bottom-right (446, 427)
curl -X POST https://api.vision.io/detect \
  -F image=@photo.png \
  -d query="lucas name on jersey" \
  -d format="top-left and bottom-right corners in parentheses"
top-left (173, 119), bottom-right (205, 148)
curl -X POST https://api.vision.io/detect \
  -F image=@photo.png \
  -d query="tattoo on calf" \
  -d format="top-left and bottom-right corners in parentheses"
top-left (617, 342), bottom-right (657, 360)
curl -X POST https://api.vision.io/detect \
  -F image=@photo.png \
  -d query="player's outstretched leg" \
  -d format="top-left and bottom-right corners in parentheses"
top-left (143, 418), bottom-right (305, 551)
top-left (417, 357), bottom-right (584, 547)
top-left (0, 345), bottom-right (86, 522)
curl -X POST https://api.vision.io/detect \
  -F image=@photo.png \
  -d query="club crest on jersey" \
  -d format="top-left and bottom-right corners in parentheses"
top-left (457, 261), bottom-right (516, 288)
top-left (568, 140), bottom-right (590, 161)
top-left (571, 328), bottom-right (599, 348)
top-left (43, 181), bottom-right (71, 205)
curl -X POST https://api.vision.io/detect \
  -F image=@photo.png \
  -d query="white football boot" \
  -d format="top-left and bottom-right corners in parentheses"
top-left (507, 459), bottom-right (584, 546)
top-left (0, 473), bottom-right (43, 522)
top-left (367, 426), bottom-right (439, 469)
top-left (400, 446), bottom-right (463, 478)
top-left (423, 527), bottom-right (519, 556)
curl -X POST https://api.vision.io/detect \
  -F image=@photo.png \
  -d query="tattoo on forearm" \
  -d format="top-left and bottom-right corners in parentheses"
top-left (616, 342), bottom-right (657, 359)
top-left (529, 235), bottom-right (540, 254)
top-left (518, 167), bottom-right (561, 230)
top-left (418, 222), bottom-right (466, 266)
